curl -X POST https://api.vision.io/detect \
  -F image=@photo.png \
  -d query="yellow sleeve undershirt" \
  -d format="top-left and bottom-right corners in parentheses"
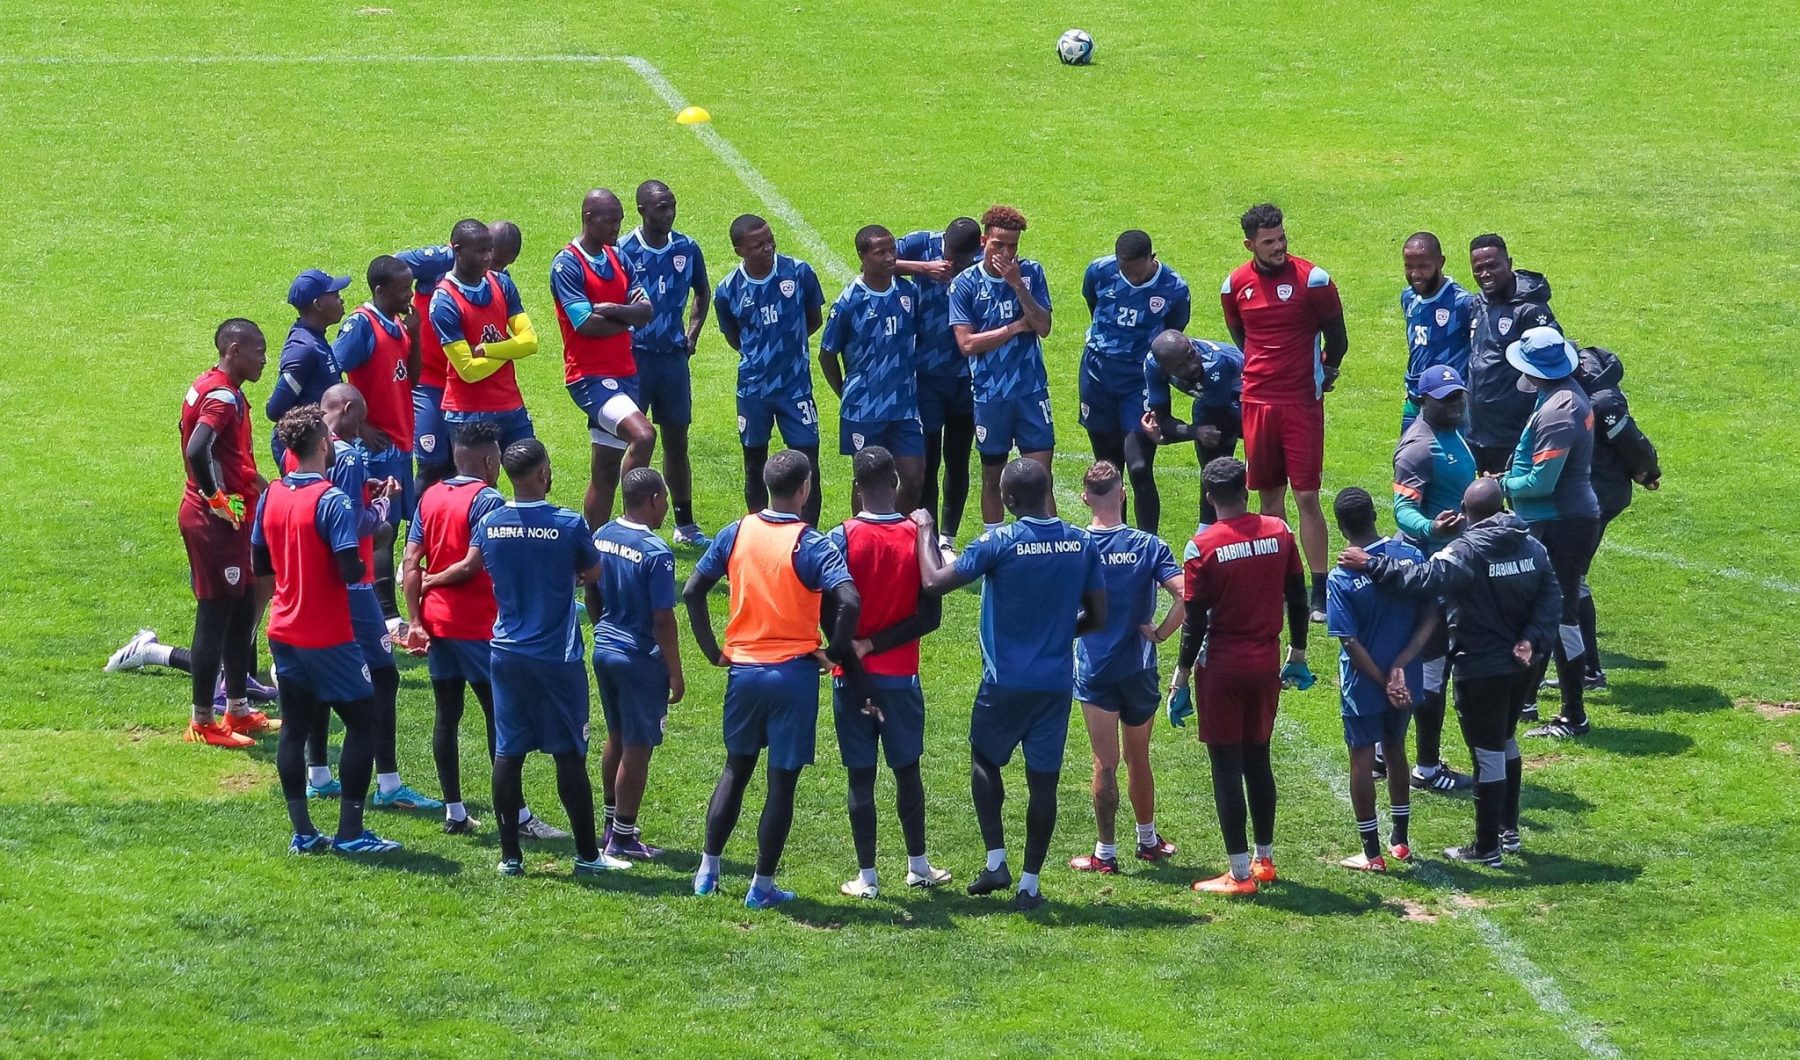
top-left (442, 339), bottom-right (507, 383)
top-left (481, 313), bottom-right (539, 361)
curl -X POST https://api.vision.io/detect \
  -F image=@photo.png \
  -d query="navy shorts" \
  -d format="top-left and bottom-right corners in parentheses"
top-left (412, 385), bottom-right (450, 469)
top-left (916, 371), bottom-right (973, 433)
top-left (973, 393), bottom-right (1055, 456)
top-left (723, 657), bottom-right (820, 771)
top-left (427, 637), bottom-right (491, 683)
top-left (636, 353), bottom-right (693, 427)
top-left (443, 406), bottom-right (535, 450)
top-left (568, 374), bottom-right (643, 449)
top-left (1078, 351), bottom-right (1148, 436)
top-left (839, 416), bottom-right (926, 458)
top-left (271, 639), bottom-right (374, 703)
top-left (970, 680), bottom-right (1072, 773)
top-left (365, 445), bottom-right (414, 525)
top-left (594, 648), bottom-right (669, 748)
top-left (1343, 706), bottom-right (1414, 750)
top-left (1074, 667), bottom-right (1159, 728)
top-left (737, 393), bottom-right (820, 448)
top-left (349, 589), bottom-right (396, 671)
top-left (491, 649), bottom-right (591, 757)
top-left (833, 675), bottom-right (926, 770)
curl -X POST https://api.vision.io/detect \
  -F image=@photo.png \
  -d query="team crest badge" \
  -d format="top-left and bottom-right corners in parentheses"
top-left (899, 295), bottom-right (912, 312)
top-left (602, 378), bottom-right (619, 390)
top-left (1276, 284), bottom-right (1294, 301)
top-left (1497, 317), bottom-right (1513, 337)
top-left (1080, 402), bottom-right (1090, 420)
top-left (975, 425), bottom-right (988, 443)
top-left (420, 434), bottom-right (437, 454)
top-left (779, 279), bottom-right (797, 298)
top-left (380, 634), bottom-right (393, 653)
top-left (582, 722), bottom-right (591, 741)
top-left (852, 433), bottom-right (866, 450)
top-left (1435, 308), bottom-right (1450, 327)
top-left (360, 665), bottom-right (372, 683)
top-left (1149, 296), bottom-right (1166, 313)
top-left (737, 415), bottom-right (748, 434)
top-left (673, 254), bottom-right (687, 271)
top-left (223, 566), bottom-right (241, 586)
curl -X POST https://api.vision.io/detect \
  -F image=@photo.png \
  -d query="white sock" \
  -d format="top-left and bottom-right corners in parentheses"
top-left (1095, 841), bottom-right (1117, 861)
top-left (1136, 822), bottom-right (1158, 846)
top-left (376, 772), bottom-right (402, 795)
top-left (1254, 843), bottom-right (1273, 861)
top-left (986, 847), bottom-right (1006, 872)
top-left (446, 801), bottom-right (467, 822)
top-left (225, 697), bottom-right (250, 718)
top-left (751, 873), bottom-right (776, 893)
top-left (308, 766), bottom-right (333, 787)
top-left (1018, 871), bottom-right (1040, 896)
top-left (858, 867), bottom-right (878, 888)
top-left (192, 706), bottom-right (215, 726)
top-left (908, 854), bottom-right (931, 876)
top-left (1229, 852), bottom-right (1251, 880)
top-left (144, 644), bottom-right (176, 668)
top-left (699, 853), bottom-right (721, 876)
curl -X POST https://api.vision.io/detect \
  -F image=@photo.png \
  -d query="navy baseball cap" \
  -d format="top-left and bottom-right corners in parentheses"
top-left (1505, 326), bottom-right (1579, 381)
top-left (287, 268), bottom-right (352, 309)
top-left (1417, 364), bottom-right (1467, 399)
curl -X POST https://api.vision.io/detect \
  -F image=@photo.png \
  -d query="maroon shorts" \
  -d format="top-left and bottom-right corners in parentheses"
top-left (1198, 666), bottom-right (1280, 745)
top-left (1242, 399), bottom-right (1323, 492)
top-left (179, 499), bottom-right (253, 600)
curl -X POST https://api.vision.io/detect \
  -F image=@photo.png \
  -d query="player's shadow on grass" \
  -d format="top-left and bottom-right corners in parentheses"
top-left (1604, 681), bottom-right (1730, 717)
top-left (770, 891), bottom-right (1215, 931)
top-left (1596, 650), bottom-right (1666, 673)
top-left (332, 848), bottom-right (463, 876)
top-left (1432, 850), bottom-right (1642, 891)
top-left (1581, 726), bottom-right (1694, 757)
top-left (1518, 781), bottom-right (1595, 825)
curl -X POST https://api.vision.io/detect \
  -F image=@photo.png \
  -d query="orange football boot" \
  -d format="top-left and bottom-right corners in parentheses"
top-left (1250, 856), bottom-right (1278, 883)
top-left (187, 720), bottom-right (254, 748)
top-left (223, 710), bottom-right (281, 736)
top-left (1192, 872), bottom-right (1258, 895)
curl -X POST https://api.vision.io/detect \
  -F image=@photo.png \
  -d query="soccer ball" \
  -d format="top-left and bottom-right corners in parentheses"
top-left (1057, 29), bottom-right (1094, 66)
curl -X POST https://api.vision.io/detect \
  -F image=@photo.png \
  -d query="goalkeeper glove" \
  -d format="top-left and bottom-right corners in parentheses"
top-left (203, 491), bottom-right (243, 529)
top-left (1167, 685), bottom-right (1194, 728)
top-left (1280, 660), bottom-right (1316, 691)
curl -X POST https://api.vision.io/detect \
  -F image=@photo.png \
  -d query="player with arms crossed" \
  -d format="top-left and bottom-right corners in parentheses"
top-left (255, 406), bottom-right (400, 856)
top-left (430, 219), bottom-right (539, 451)
top-left (1221, 203), bottom-right (1348, 621)
top-left (949, 205), bottom-right (1056, 530)
top-left (1173, 457), bottom-right (1314, 895)
top-left (1067, 462), bottom-right (1184, 874)
top-left (586, 468), bottom-right (686, 862)
top-left (1398, 232), bottom-right (1476, 434)
top-left (1139, 330), bottom-right (1245, 528)
top-left (1078, 230), bottom-right (1192, 533)
top-left (425, 440), bottom-right (617, 876)
top-left (619, 180), bottom-right (713, 547)
top-left (820, 225), bottom-right (924, 512)
top-left (683, 450), bottom-right (863, 907)
top-left (826, 447), bottom-right (951, 898)
top-left (1325, 488), bottom-right (1437, 871)
top-left (914, 459), bottom-right (1105, 912)
top-left (714, 214), bottom-right (827, 526)
top-left (552, 188), bottom-right (657, 529)
top-left (895, 218), bottom-right (981, 559)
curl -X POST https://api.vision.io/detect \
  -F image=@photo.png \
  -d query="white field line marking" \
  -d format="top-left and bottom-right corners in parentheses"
top-left (1275, 717), bottom-right (1622, 1058)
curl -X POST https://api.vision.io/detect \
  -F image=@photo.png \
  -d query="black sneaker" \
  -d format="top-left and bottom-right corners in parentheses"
top-left (1520, 703), bottom-right (1540, 723)
top-left (1584, 671), bottom-right (1609, 691)
top-left (967, 865), bottom-right (1013, 896)
top-left (1012, 889), bottom-right (1046, 912)
top-left (1443, 845), bottom-right (1503, 867)
top-left (1411, 764), bottom-right (1473, 792)
top-left (1372, 753), bottom-right (1388, 779)
top-left (443, 815), bottom-right (481, 835)
top-left (1538, 675), bottom-right (1557, 690)
top-left (1500, 829), bottom-right (1522, 854)
top-left (1525, 715), bottom-right (1590, 739)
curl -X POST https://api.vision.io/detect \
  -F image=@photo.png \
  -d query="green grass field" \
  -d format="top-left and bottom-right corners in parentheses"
top-left (4, 1), bottom-right (1799, 1055)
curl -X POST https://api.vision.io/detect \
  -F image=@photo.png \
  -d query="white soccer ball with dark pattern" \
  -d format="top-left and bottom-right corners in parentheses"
top-left (1057, 29), bottom-right (1094, 66)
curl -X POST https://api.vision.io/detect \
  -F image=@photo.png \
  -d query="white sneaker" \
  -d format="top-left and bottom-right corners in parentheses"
top-left (520, 815), bottom-right (571, 841)
top-left (105, 629), bottom-right (158, 672)
top-left (906, 865), bottom-right (952, 888)
top-left (840, 875), bottom-right (879, 899)
top-left (673, 523), bottom-right (713, 549)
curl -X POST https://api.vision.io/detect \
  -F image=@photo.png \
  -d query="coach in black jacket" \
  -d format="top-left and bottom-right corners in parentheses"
top-left (1467, 234), bottom-right (1560, 473)
top-left (1574, 346), bottom-right (1661, 688)
top-left (1340, 478), bottom-right (1560, 867)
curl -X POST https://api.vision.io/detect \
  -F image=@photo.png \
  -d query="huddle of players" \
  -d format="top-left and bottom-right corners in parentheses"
top-left (161, 188), bottom-right (1660, 885)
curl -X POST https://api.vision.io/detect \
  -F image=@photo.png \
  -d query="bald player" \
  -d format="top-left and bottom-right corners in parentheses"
top-left (551, 188), bottom-right (657, 529)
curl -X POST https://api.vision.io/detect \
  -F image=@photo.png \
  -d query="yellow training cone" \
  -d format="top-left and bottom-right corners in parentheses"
top-left (676, 106), bottom-right (711, 125)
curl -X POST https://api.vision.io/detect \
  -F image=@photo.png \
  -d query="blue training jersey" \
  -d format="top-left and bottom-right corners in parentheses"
top-left (948, 260), bottom-right (1052, 404)
top-left (693, 510), bottom-right (852, 591)
top-left (429, 271), bottom-right (526, 349)
top-left (395, 245), bottom-right (455, 295)
top-left (954, 516), bottom-right (1102, 692)
top-left (1144, 339), bottom-right (1244, 413)
top-left (618, 228), bottom-right (708, 357)
top-left (476, 500), bottom-right (601, 662)
top-left (895, 230), bottom-right (968, 380)
top-left (821, 276), bottom-right (920, 423)
top-left (1075, 525), bottom-right (1181, 686)
top-left (1082, 257), bottom-right (1192, 361)
top-left (266, 322), bottom-right (341, 423)
top-left (591, 518), bottom-right (678, 658)
top-left (1400, 278), bottom-right (1477, 395)
top-left (1326, 537), bottom-right (1426, 716)
top-left (714, 255), bottom-right (825, 401)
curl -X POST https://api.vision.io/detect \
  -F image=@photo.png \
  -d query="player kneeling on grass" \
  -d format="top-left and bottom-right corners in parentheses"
top-left (826, 447), bottom-right (951, 898)
top-left (1325, 488), bottom-right (1439, 872)
top-left (1068, 461), bottom-right (1185, 874)
top-left (586, 468), bottom-right (686, 863)
top-left (1340, 479), bottom-right (1561, 866)
top-left (1172, 457), bottom-right (1313, 895)
top-left (424, 440), bottom-right (616, 877)
top-left (914, 459), bottom-right (1106, 912)
top-left (255, 406), bottom-right (400, 856)
top-left (683, 450), bottom-right (863, 908)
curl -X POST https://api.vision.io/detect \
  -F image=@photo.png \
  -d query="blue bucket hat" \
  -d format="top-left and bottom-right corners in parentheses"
top-left (1505, 326), bottom-right (1579, 381)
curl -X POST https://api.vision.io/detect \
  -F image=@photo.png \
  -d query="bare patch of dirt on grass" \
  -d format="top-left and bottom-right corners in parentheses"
top-left (1387, 898), bottom-right (1439, 923)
